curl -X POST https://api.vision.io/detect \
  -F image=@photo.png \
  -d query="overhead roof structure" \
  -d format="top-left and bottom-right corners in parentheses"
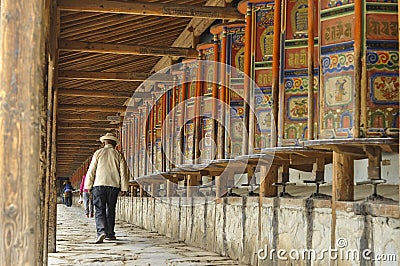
top-left (55, 0), bottom-right (242, 178)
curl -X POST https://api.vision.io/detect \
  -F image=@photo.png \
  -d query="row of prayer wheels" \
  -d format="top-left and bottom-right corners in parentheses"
top-left (121, 0), bottom-right (399, 199)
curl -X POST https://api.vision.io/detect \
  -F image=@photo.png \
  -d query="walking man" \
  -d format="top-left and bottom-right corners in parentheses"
top-left (85, 132), bottom-right (130, 243)
top-left (79, 174), bottom-right (94, 218)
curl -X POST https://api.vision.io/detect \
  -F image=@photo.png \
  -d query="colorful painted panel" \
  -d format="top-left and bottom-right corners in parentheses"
top-left (282, 0), bottom-right (319, 145)
top-left (320, 2), bottom-right (356, 138)
top-left (319, 1), bottom-right (399, 139)
top-left (255, 87), bottom-right (273, 149)
top-left (254, 2), bottom-right (274, 63)
top-left (184, 121), bottom-right (194, 164)
top-left (252, 2), bottom-right (275, 150)
top-left (365, 3), bottom-right (399, 136)
top-left (320, 0), bottom-right (354, 10)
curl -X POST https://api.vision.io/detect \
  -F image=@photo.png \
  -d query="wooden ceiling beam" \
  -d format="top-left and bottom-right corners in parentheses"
top-left (58, 104), bottom-right (126, 113)
top-left (57, 113), bottom-right (115, 121)
top-left (58, 70), bottom-right (172, 82)
top-left (152, 0), bottom-right (225, 72)
top-left (59, 40), bottom-right (198, 58)
top-left (57, 135), bottom-right (105, 140)
top-left (57, 0), bottom-right (243, 20)
top-left (59, 88), bottom-right (131, 98)
top-left (58, 121), bottom-right (118, 129)
top-left (58, 88), bottom-right (152, 99)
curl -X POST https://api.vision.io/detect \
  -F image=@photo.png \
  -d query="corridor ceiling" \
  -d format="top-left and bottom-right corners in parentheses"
top-left (55, 0), bottom-right (241, 178)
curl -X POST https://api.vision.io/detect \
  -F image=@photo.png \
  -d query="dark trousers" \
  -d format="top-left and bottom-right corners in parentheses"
top-left (92, 186), bottom-right (120, 237)
top-left (64, 192), bottom-right (72, 207)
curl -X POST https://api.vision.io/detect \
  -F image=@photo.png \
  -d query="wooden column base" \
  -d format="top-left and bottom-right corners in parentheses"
top-left (259, 164), bottom-right (278, 197)
top-left (332, 151), bottom-right (354, 201)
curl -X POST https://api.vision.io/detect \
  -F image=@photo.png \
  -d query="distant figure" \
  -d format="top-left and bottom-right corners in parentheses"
top-left (63, 181), bottom-right (73, 207)
top-left (79, 175), bottom-right (94, 218)
top-left (85, 132), bottom-right (129, 244)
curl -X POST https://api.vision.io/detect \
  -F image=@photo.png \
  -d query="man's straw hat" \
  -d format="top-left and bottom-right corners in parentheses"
top-left (99, 132), bottom-right (120, 144)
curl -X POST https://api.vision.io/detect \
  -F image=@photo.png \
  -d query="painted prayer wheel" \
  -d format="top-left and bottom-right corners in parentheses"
top-left (181, 59), bottom-right (201, 164)
top-left (319, 0), bottom-right (399, 139)
top-left (153, 91), bottom-right (163, 172)
top-left (211, 22), bottom-right (246, 157)
top-left (197, 42), bottom-right (216, 162)
top-left (171, 70), bottom-right (185, 166)
top-left (238, 0), bottom-right (277, 151)
top-left (279, 0), bottom-right (319, 145)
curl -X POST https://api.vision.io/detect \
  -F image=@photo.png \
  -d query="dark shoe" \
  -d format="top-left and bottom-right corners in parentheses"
top-left (90, 213), bottom-right (94, 218)
top-left (86, 214), bottom-right (89, 218)
top-left (95, 233), bottom-right (106, 244)
top-left (105, 236), bottom-right (116, 240)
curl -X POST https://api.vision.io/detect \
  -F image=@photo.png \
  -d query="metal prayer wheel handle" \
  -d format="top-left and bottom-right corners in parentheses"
top-left (272, 182), bottom-right (296, 197)
top-left (356, 179), bottom-right (387, 200)
top-left (304, 180), bottom-right (326, 195)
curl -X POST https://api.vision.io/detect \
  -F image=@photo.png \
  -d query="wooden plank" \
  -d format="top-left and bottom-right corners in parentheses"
top-left (58, 104), bottom-right (126, 113)
top-left (58, 70), bottom-right (173, 82)
top-left (59, 40), bottom-right (198, 58)
top-left (57, 113), bottom-right (112, 121)
top-left (58, 88), bottom-right (131, 98)
top-left (57, 0), bottom-right (243, 20)
top-left (0, 0), bottom-right (46, 263)
top-left (58, 88), bottom-right (153, 99)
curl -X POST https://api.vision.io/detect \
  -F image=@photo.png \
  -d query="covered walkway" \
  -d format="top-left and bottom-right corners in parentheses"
top-left (48, 204), bottom-right (242, 265)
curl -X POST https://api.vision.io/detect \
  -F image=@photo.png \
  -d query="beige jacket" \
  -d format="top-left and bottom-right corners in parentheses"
top-left (84, 144), bottom-right (129, 192)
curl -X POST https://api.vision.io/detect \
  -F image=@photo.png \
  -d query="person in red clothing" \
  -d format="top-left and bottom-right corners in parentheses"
top-left (79, 175), bottom-right (94, 218)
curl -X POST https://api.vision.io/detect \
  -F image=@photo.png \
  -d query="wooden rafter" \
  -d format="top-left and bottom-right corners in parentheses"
top-left (58, 70), bottom-right (172, 82)
top-left (58, 104), bottom-right (126, 112)
top-left (152, 0), bottom-right (226, 72)
top-left (57, 0), bottom-right (243, 20)
top-left (59, 40), bottom-right (198, 58)
top-left (58, 88), bottom-right (152, 99)
top-left (57, 113), bottom-right (116, 121)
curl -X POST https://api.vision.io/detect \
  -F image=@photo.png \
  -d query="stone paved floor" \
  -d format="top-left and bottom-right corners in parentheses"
top-left (48, 204), bottom-right (243, 265)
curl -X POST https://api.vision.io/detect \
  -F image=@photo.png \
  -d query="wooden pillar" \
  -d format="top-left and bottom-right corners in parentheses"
top-left (242, 4), bottom-right (252, 155)
top-left (259, 165), bottom-right (278, 197)
top-left (161, 90), bottom-right (167, 171)
top-left (271, 0), bottom-right (282, 147)
top-left (332, 151), bottom-right (354, 201)
top-left (48, 0), bottom-right (61, 256)
top-left (365, 146), bottom-right (382, 180)
top-left (353, 0), bottom-right (362, 138)
top-left (179, 69), bottom-right (187, 165)
top-left (307, 0), bottom-right (315, 140)
top-left (187, 174), bottom-right (198, 197)
top-left (218, 28), bottom-right (227, 159)
top-left (216, 170), bottom-right (231, 198)
top-left (0, 0), bottom-right (47, 263)
top-left (146, 101), bottom-right (155, 175)
top-left (137, 109), bottom-right (143, 177)
top-left (193, 55), bottom-right (203, 164)
top-left (151, 184), bottom-right (159, 197)
top-left (170, 78), bottom-right (177, 169)
top-left (166, 180), bottom-right (174, 197)
top-left (212, 34), bottom-right (219, 159)
top-left (139, 186), bottom-right (145, 197)
top-left (313, 157), bottom-right (325, 182)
